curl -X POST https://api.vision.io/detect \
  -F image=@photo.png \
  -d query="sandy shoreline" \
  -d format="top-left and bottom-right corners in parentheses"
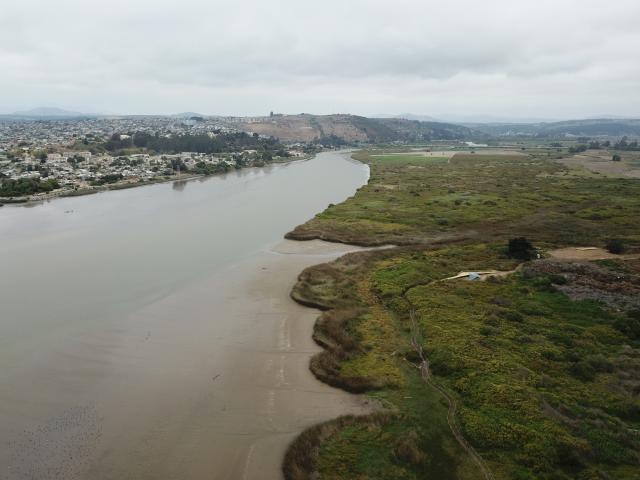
top-left (5, 239), bottom-right (373, 480)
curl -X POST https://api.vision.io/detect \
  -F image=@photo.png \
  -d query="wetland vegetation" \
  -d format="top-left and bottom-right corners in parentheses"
top-left (285, 148), bottom-right (640, 480)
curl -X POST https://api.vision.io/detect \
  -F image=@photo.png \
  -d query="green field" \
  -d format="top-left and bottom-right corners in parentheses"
top-left (369, 153), bottom-right (450, 165)
top-left (284, 150), bottom-right (640, 480)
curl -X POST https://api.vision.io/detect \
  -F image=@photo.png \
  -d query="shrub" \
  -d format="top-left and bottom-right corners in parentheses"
top-left (586, 354), bottom-right (614, 373)
top-left (500, 310), bottom-right (524, 323)
top-left (613, 315), bottom-right (640, 340)
top-left (614, 400), bottom-right (640, 421)
top-left (570, 361), bottom-right (596, 381)
top-left (508, 237), bottom-right (535, 260)
top-left (605, 239), bottom-right (625, 254)
top-left (394, 430), bottom-right (425, 465)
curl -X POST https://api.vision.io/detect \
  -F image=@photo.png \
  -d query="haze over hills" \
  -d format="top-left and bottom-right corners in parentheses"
top-left (228, 114), bottom-right (640, 142)
top-left (5, 107), bottom-right (102, 119)
top-left (469, 118), bottom-right (640, 138)
top-left (10, 107), bottom-right (98, 117)
top-left (2, 107), bottom-right (639, 141)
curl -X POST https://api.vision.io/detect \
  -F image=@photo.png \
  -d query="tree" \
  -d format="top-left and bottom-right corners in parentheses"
top-left (0, 177), bottom-right (59, 197)
top-left (508, 237), bottom-right (535, 260)
top-left (568, 145), bottom-right (588, 154)
top-left (605, 239), bottom-right (625, 254)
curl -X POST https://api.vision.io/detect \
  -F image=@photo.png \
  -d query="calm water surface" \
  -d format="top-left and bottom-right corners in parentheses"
top-left (0, 151), bottom-right (369, 479)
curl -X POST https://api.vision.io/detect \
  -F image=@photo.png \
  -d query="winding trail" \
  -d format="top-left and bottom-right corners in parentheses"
top-left (402, 280), bottom-right (495, 480)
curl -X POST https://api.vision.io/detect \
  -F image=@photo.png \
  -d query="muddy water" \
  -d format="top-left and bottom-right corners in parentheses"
top-left (0, 152), bottom-right (370, 479)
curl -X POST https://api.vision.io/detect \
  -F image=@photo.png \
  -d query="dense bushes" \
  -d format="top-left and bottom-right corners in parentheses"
top-left (508, 237), bottom-right (535, 260)
top-left (605, 238), bottom-right (625, 254)
top-left (105, 131), bottom-right (282, 155)
top-left (0, 177), bottom-right (59, 196)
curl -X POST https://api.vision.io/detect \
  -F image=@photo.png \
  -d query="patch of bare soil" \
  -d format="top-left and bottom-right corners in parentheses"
top-left (524, 260), bottom-right (640, 312)
top-left (558, 151), bottom-right (640, 178)
top-left (548, 247), bottom-right (622, 261)
top-left (239, 115), bottom-right (370, 143)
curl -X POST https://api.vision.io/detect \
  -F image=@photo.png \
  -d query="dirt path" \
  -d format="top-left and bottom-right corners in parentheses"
top-left (403, 284), bottom-right (495, 480)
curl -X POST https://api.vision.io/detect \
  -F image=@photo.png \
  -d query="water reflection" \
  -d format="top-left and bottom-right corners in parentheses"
top-left (172, 179), bottom-right (188, 191)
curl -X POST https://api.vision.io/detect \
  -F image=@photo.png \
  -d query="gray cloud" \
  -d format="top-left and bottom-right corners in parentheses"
top-left (1, 0), bottom-right (639, 118)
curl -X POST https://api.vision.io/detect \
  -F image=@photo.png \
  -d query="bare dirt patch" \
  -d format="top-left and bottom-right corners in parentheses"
top-left (558, 151), bottom-right (640, 178)
top-left (525, 260), bottom-right (640, 312)
top-left (547, 247), bottom-right (640, 262)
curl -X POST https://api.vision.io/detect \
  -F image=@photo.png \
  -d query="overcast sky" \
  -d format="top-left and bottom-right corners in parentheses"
top-left (1, 0), bottom-right (639, 119)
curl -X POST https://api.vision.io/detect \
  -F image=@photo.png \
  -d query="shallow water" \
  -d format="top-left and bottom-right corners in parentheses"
top-left (0, 152), bottom-right (370, 479)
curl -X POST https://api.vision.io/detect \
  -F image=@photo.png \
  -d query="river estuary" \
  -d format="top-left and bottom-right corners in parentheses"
top-left (0, 151), bottom-right (370, 479)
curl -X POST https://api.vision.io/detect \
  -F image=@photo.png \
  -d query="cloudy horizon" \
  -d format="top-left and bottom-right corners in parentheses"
top-left (2, 0), bottom-right (639, 120)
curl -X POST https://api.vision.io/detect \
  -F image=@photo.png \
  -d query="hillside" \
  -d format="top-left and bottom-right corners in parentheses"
top-left (234, 114), bottom-right (478, 143)
top-left (471, 118), bottom-right (640, 138)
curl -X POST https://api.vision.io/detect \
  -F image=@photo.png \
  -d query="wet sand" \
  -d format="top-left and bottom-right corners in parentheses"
top-left (4, 239), bottom-right (372, 480)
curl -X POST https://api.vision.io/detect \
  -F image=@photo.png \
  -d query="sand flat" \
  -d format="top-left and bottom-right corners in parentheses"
top-left (1, 151), bottom-right (371, 480)
top-left (6, 240), bottom-right (372, 480)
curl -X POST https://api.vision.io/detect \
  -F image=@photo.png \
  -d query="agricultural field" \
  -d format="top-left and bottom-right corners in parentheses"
top-left (284, 149), bottom-right (640, 480)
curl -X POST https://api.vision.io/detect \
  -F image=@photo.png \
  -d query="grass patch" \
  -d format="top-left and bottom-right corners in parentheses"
top-left (370, 153), bottom-right (449, 165)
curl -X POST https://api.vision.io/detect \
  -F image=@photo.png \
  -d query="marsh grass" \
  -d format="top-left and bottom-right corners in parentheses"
top-left (284, 150), bottom-right (640, 479)
top-left (287, 151), bottom-right (640, 248)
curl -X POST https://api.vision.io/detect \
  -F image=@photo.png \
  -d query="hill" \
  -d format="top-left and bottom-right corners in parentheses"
top-left (235, 114), bottom-right (479, 143)
top-left (2, 107), bottom-right (100, 120)
top-left (470, 118), bottom-right (640, 138)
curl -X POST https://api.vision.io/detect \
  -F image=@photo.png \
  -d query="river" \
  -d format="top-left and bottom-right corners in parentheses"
top-left (0, 151), bottom-right (370, 479)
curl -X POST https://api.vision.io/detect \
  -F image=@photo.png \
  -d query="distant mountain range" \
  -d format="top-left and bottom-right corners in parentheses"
top-left (3, 107), bottom-right (101, 119)
top-left (468, 118), bottom-right (640, 138)
top-left (237, 115), bottom-right (640, 142)
top-left (2, 108), bottom-right (638, 140)
top-left (171, 112), bottom-right (207, 118)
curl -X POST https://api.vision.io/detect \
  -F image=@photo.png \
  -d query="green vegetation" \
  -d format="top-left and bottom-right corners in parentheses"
top-left (407, 261), bottom-right (640, 479)
top-left (507, 237), bottom-right (536, 260)
top-left (90, 173), bottom-right (124, 186)
top-left (284, 149), bottom-right (640, 480)
top-left (568, 145), bottom-right (588, 153)
top-left (0, 177), bottom-right (60, 197)
top-left (103, 131), bottom-right (282, 155)
top-left (287, 150), bottom-right (640, 247)
top-left (369, 153), bottom-right (449, 165)
top-left (614, 137), bottom-right (640, 151)
top-left (605, 238), bottom-right (626, 254)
